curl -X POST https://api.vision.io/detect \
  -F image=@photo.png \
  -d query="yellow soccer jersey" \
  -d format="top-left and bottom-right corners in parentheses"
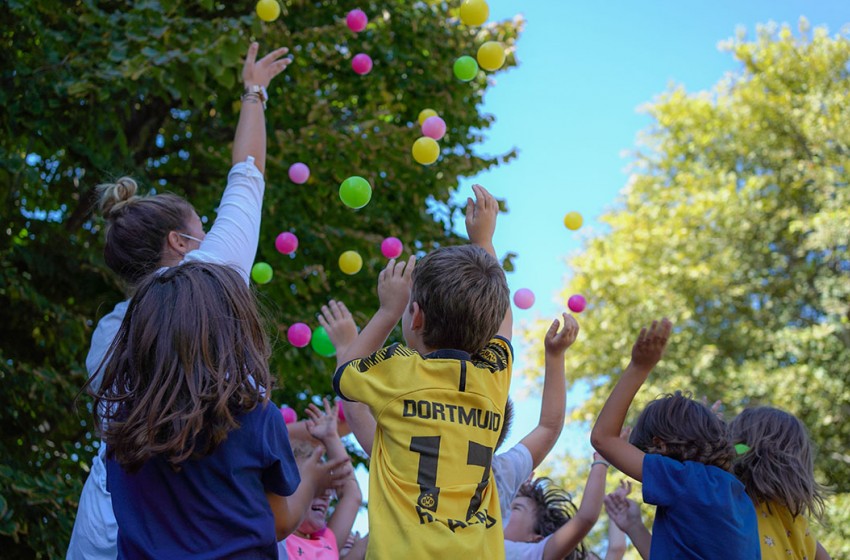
top-left (334, 337), bottom-right (513, 560)
top-left (756, 501), bottom-right (817, 560)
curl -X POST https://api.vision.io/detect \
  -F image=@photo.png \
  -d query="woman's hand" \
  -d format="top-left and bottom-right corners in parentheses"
top-left (242, 42), bottom-right (291, 88)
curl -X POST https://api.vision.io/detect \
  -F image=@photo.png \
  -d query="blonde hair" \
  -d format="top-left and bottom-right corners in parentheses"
top-left (98, 177), bottom-right (141, 217)
top-left (730, 407), bottom-right (826, 520)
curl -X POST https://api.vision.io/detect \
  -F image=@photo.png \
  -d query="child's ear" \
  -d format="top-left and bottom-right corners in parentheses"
top-left (411, 302), bottom-right (425, 331)
top-left (166, 230), bottom-right (188, 254)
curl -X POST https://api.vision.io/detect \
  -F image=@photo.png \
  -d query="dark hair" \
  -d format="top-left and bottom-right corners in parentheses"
top-left (517, 477), bottom-right (587, 559)
top-left (730, 407), bottom-right (826, 520)
top-left (98, 177), bottom-right (196, 286)
top-left (88, 262), bottom-right (272, 472)
top-left (410, 245), bottom-right (509, 353)
top-left (495, 398), bottom-right (514, 452)
top-left (629, 391), bottom-right (734, 471)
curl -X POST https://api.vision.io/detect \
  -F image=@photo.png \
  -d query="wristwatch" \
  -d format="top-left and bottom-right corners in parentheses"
top-left (243, 84), bottom-right (268, 109)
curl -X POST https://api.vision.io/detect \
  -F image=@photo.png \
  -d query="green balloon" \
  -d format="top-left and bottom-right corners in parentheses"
top-left (453, 56), bottom-right (479, 82)
top-left (251, 262), bottom-right (273, 284)
top-left (310, 326), bottom-right (336, 357)
top-left (339, 176), bottom-right (372, 209)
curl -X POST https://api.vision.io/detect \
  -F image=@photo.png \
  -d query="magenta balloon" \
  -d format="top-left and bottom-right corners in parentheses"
top-left (288, 162), bottom-right (310, 184)
top-left (352, 53), bottom-right (373, 75)
top-left (346, 8), bottom-right (368, 32)
top-left (513, 288), bottom-right (535, 310)
top-left (287, 322), bottom-right (312, 347)
top-left (568, 294), bottom-right (587, 313)
top-left (275, 232), bottom-right (298, 254)
top-left (280, 405), bottom-right (298, 424)
top-left (421, 116), bottom-right (447, 140)
top-left (381, 237), bottom-right (403, 259)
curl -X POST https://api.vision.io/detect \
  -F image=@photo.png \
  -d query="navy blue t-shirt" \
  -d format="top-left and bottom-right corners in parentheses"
top-left (107, 402), bottom-right (300, 559)
top-left (643, 454), bottom-right (760, 559)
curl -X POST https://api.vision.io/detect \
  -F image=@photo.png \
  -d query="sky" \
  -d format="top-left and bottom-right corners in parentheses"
top-left (351, 0), bottom-right (848, 534)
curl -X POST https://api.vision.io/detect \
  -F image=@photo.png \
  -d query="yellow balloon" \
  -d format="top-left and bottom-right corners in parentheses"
top-left (477, 41), bottom-right (505, 72)
top-left (460, 0), bottom-right (489, 26)
top-left (412, 137), bottom-right (440, 165)
top-left (418, 108), bottom-right (438, 126)
top-left (339, 251), bottom-right (363, 275)
top-left (256, 0), bottom-right (280, 22)
top-left (564, 211), bottom-right (583, 231)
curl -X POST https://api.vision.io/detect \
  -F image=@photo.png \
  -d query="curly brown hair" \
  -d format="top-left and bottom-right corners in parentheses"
top-left (629, 391), bottom-right (734, 471)
top-left (730, 407), bottom-right (826, 520)
top-left (88, 262), bottom-right (272, 473)
top-left (517, 478), bottom-right (587, 560)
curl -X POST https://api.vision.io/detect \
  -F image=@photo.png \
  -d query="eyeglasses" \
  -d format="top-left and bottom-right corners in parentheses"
top-left (178, 233), bottom-right (204, 244)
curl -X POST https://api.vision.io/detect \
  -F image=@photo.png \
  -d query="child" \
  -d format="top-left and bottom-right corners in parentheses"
top-left (281, 399), bottom-right (362, 559)
top-left (503, 458), bottom-right (608, 560)
top-left (332, 184), bottom-right (513, 558)
top-left (89, 262), bottom-right (349, 558)
top-left (590, 319), bottom-right (760, 559)
top-left (730, 407), bottom-right (832, 559)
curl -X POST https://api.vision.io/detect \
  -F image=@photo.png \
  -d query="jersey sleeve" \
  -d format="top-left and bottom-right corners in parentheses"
top-left (642, 453), bottom-right (692, 507)
top-left (472, 335), bottom-right (513, 374)
top-left (260, 402), bottom-right (301, 497)
top-left (333, 343), bottom-right (414, 409)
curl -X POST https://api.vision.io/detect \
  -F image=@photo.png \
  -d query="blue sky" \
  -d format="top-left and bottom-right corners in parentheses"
top-left (351, 0), bottom-right (848, 534)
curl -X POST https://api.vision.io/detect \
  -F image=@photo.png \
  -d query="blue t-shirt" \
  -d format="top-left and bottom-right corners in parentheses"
top-left (642, 454), bottom-right (760, 559)
top-left (107, 402), bottom-right (300, 559)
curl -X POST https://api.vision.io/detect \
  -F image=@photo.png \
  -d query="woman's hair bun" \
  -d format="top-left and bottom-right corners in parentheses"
top-left (97, 177), bottom-right (139, 218)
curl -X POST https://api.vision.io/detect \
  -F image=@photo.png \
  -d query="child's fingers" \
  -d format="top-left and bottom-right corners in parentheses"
top-left (401, 254), bottom-right (416, 279)
top-left (260, 46), bottom-right (290, 65)
top-left (323, 398), bottom-right (333, 415)
top-left (545, 318), bottom-right (560, 339)
top-left (317, 313), bottom-right (330, 330)
top-left (244, 41), bottom-right (259, 67)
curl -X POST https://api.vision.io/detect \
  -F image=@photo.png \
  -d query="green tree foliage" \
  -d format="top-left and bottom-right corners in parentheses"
top-left (525, 21), bottom-right (849, 555)
top-left (0, 1), bottom-right (522, 556)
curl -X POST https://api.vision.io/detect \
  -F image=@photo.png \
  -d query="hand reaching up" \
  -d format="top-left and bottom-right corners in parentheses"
top-left (318, 300), bottom-right (358, 356)
top-left (465, 184), bottom-right (499, 252)
top-left (630, 318), bottom-right (672, 372)
top-left (242, 42), bottom-right (292, 89)
top-left (604, 491), bottom-right (642, 533)
top-left (377, 256), bottom-right (416, 319)
top-left (300, 448), bottom-right (353, 496)
top-left (544, 312), bottom-right (580, 356)
top-left (305, 398), bottom-right (339, 444)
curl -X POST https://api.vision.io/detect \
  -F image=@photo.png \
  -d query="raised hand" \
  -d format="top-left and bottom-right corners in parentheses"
top-left (305, 398), bottom-right (339, 443)
top-left (465, 184), bottom-right (499, 251)
top-left (318, 300), bottom-right (358, 355)
top-left (377, 255), bottom-right (416, 319)
top-left (604, 493), bottom-right (642, 533)
top-left (630, 318), bottom-right (672, 371)
top-left (242, 42), bottom-right (292, 89)
top-left (544, 312), bottom-right (580, 356)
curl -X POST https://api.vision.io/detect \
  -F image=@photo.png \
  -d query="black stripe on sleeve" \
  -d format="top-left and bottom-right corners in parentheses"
top-left (459, 360), bottom-right (467, 392)
top-left (333, 361), bottom-right (357, 402)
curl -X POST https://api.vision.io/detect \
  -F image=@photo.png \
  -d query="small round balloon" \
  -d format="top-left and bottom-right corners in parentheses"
top-left (251, 262), bottom-right (273, 284)
top-left (310, 326), bottom-right (336, 357)
top-left (381, 237), bottom-right (403, 259)
top-left (564, 211), bottom-right (583, 231)
top-left (412, 137), bottom-right (440, 165)
top-left (421, 116), bottom-right (446, 140)
top-left (418, 108), bottom-right (438, 126)
top-left (275, 232), bottom-right (298, 254)
top-left (513, 288), bottom-right (535, 310)
top-left (568, 294), bottom-right (587, 313)
top-left (460, 0), bottom-right (489, 26)
top-left (256, 0), bottom-right (281, 22)
top-left (339, 250), bottom-right (363, 275)
top-left (453, 56), bottom-right (479, 82)
top-left (477, 41), bottom-right (505, 71)
top-left (339, 176), bottom-right (372, 209)
top-left (280, 405), bottom-right (298, 424)
top-left (352, 53), bottom-right (373, 75)
top-left (346, 8), bottom-right (368, 32)
top-left (287, 322), bottom-right (312, 347)
top-left (288, 162), bottom-right (310, 184)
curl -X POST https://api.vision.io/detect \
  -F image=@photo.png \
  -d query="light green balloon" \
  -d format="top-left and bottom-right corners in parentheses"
top-left (310, 326), bottom-right (336, 357)
top-left (251, 262), bottom-right (273, 284)
top-left (339, 176), bottom-right (372, 209)
top-left (453, 56), bottom-right (479, 82)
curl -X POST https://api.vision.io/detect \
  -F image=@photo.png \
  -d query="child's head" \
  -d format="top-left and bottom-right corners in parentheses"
top-left (730, 406), bottom-right (826, 519)
top-left (629, 391), bottom-right (734, 471)
top-left (407, 245), bottom-right (508, 353)
top-left (291, 440), bottom-right (333, 535)
top-left (94, 262), bottom-right (271, 472)
top-left (504, 477), bottom-right (586, 559)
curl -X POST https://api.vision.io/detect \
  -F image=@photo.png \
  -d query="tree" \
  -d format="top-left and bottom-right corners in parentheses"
top-left (527, 21), bottom-right (850, 554)
top-left (0, 1), bottom-right (522, 556)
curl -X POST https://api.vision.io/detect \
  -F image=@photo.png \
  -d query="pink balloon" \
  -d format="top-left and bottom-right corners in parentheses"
top-left (352, 53), bottom-right (373, 75)
top-left (513, 288), bottom-right (535, 310)
top-left (421, 116), bottom-right (446, 140)
top-left (337, 401), bottom-right (346, 422)
top-left (288, 162), bottom-right (310, 184)
top-left (568, 294), bottom-right (587, 313)
top-left (280, 405), bottom-right (298, 424)
top-left (346, 8), bottom-right (368, 32)
top-left (287, 322), bottom-right (312, 347)
top-left (275, 232), bottom-right (298, 254)
top-left (381, 236), bottom-right (403, 259)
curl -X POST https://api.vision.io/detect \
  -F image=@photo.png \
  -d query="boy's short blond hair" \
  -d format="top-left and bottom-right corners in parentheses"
top-left (410, 245), bottom-right (509, 354)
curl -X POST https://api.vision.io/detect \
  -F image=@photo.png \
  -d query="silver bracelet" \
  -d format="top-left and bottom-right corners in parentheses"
top-left (240, 92), bottom-right (265, 109)
top-left (591, 460), bottom-right (610, 468)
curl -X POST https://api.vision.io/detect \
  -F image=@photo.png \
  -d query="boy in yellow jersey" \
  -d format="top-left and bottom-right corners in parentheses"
top-left (332, 184), bottom-right (512, 559)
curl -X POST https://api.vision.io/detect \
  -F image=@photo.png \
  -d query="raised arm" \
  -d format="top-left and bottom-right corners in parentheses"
top-left (590, 319), bottom-right (672, 481)
top-left (520, 313), bottom-right (579, 468)
top-left (604, 490), bottom-right (651, 560)
top-left (305, 399), bottom-right (362, 549)
top-left (232, 42), bottom-right (291, 172)
top-left (465, 184), bottom-right (512, 340)
top-left (542, 455), bottom-right (608, 560)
